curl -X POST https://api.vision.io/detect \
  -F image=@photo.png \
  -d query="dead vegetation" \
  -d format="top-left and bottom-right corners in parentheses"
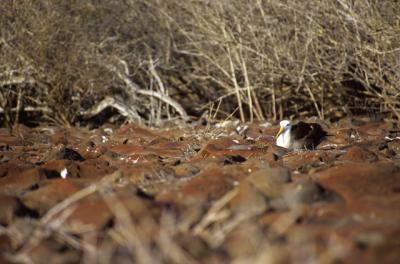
top-left (0, 0), bottom-right (399, 126)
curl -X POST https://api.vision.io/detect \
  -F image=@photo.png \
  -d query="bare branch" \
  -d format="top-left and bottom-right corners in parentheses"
top-left (105, 60), bottom-right (189, 121)
top-left (79, 96), bottom-right (142, 123)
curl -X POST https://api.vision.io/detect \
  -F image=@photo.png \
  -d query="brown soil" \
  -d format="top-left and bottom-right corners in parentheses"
top-left (1, 119), bottom-right (400, 263)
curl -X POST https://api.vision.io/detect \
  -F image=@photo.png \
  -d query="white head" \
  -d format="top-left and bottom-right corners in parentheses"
top-left (276, 120), bottom-right (292, 148)
top-left (279, 120), bottom-right (291, 128)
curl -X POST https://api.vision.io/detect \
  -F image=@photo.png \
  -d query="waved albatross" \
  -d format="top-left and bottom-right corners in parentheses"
top-left (276, 120), bottom-right (327, 149)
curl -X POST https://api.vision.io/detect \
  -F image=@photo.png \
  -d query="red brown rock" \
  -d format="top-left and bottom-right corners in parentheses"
top-left (0, 194), bottom-right (20, 225)
top-left (0, 120), bottom-right (399, 263)
top-left (21, 179), bottom-right (81, 214)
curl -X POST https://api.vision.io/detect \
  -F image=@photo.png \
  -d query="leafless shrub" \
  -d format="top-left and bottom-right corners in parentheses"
top-left (0, 0), bottom-right (187, 127)
top-left (156, 0), bottom-right (400, 121)
top-left (0, 0), bottom-right (399, 126)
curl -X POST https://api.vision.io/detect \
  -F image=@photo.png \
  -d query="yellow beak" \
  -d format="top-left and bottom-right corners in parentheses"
top-left (276, 126), bottom-right (284, 139)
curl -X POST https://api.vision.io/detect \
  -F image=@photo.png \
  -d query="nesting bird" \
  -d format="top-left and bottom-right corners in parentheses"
top-left (275, 120), bottom-right (327, 149)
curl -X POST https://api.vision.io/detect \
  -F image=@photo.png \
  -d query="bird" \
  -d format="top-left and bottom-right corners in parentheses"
top-left (275, 120), bottom-right (327, 149)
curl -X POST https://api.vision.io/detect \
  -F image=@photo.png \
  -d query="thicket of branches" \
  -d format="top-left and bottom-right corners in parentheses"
top-left (0, 0), bottom-right (399, 126)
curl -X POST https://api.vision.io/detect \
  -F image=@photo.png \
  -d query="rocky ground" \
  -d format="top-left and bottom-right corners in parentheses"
top-left (0, 118), bottom-right (400, 263)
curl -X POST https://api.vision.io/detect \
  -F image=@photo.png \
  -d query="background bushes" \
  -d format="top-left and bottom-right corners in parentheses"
top-left (0, 0), bottom-right (399, 126)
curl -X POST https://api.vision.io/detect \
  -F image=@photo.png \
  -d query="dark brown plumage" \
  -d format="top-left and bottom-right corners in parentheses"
top-left (290, 121), bottom-right (327, 149)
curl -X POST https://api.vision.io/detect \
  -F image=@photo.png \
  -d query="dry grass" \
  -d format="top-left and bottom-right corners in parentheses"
top-left (0, 0), bottom-right (399, 126)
